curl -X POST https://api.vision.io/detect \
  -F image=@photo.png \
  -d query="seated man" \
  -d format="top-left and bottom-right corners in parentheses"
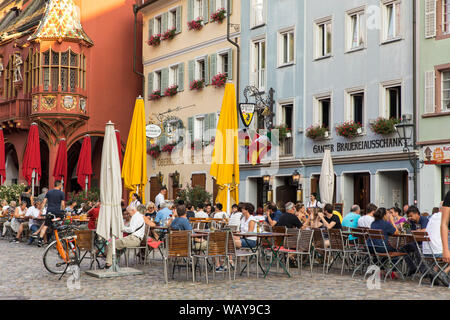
top-left (22, 200), bottom-right (44, 245)
top-left (265, 203), bottom-right (282, 227)
top-left (104, 205), bottom-right (145, 269)
top-left (342, 205), bottom-right (361, 242)
top-left (155, 201), bottom-right (173, 225)
top-left (276, 202), bottom-right (303, 229)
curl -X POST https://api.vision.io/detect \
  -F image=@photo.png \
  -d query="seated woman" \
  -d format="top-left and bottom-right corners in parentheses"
top-left (390, 207), bottom-right (406, 230)
top-left (233, 203), bottom-right (257, 249)
top-left (369, 207), bottom-right (398, 253)
top-left (145, 202), bottom-right (157, 218)
top-left (304, 208), bottom-right (323, 229)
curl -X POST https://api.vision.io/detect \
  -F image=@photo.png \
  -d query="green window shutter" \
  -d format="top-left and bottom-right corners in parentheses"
top-left (148, 72), bottom-right (153, 97)
top-left (159, 127), bottom-right (167, 147)
top-left (176, 6), bottom-right (182, 33)
top-left (162, 12), bottom-right (168, 33)
top-left (203, 0), bottom-right (209, 23)
top-left (210, 53), bottom-right (217, 81)
top-left (187, 0), bottom-right (194, 22)
top-left (188, 117), bottom-right (194, 143)
top-left (161, 68), bottom-right (169, 94)
top-left (227, 48), bottom-right (233, 80)
top-left (209, 112), bottom-right (217, 140)
top-left (204, 113), bottom-right (211, 142)
top-left (209, 0), bottom-right (216, 22)
top-left (204, 55), bottom-right (210, 85)
top-left (178, 62), bottom-right (185, 91)
top-left (148, 18), bottom-right (154, 39)
top-left (188, 60), bottom-right (195, 87)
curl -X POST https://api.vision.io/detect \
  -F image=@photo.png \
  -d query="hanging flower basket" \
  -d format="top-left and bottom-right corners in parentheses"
top-left (190, 79), bottom-right (205, 90)
top-left (149, 90), bottom-right (162, 101)
top-left (161, 143), bottom-right (177, 154)
top-left (370, 117), bottom-right (401, 136)
top-left (273, 124), bottom-right (292, 140)
top-left (306, 125), bottom-right (329, 140)
top-left (164, 85), bottom-right (178, 97)
top-left (211, 73), bottom-right (227, 88)
top-left (147, 34), bottom-right (161, 47)
top-left (335, 121), bottom-right (363, 139)
top-left (188, 17), bottom-right (204, 31)
top-left (210, 8), bottom-right (226, 23)
top-left (161, 27), bottom-right (176, 41)
top-left (148, 144), bottom-right (161, 158)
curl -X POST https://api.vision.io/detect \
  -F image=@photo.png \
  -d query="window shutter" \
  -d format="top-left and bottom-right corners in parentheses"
top-left (161, 68), bottom-right (169, 94)
top-left (148, 72), bottom-right (153, 97)
top-left (187, 0), bottom-right (194, 22)
top-left (203, 0), bottom-right (209, 23)
top-left (227, 48), bottom-right (233, 80)
top-left (204, 113), bottom-right (211, 142)
top-left (148, 18), bottom-right (154, 39)
top-left (178, 62), bottom-right (185, 91)
top-left (425, 70), bottom-right (435, 114)
top-left (209, 112), bottom-right (217, 139)
top-left (159, 122), bottom-right (168, 147)
top-left (176, 6), bottom-right (182, 33)
top-left (209, 0), bottom-right (216, 22)
top-left (188, 117), bottom-right (194, 143)
top-left (188, 60), bottom-right (195, 87)
top-left (210, 53), bottom-right (217, 81)
top-left (204, 55), bottom-right (210, 85)
top-left (162, 12), bottom-right (168, 33)
top-left (425, 0), bottom-right (436, 39)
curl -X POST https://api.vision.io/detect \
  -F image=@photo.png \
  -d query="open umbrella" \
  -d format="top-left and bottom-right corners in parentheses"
top-left (76, 135), bottom-right (92, 192)
top-left (22, 123), bottom-right (41, 196)
top-left (319, 148), bottom-right (334, 205)
top-left (0, 128), bottom-right (5, 185)
top-left (115, 130), bottom-right (123, 165)
top-left (122, 97), bottom-right (147, 203)
top-left (210, 82), bottom-right (240, 214)
top-left (52, 138), bottom-right (67, 191)
top-left (96, 121), bottom-right (124, 272)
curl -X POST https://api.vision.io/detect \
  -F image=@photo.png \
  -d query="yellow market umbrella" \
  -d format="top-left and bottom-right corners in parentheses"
top-left (122, 97), bottom-right (147, 203)
top-left (210, 82), bottom-right (239, 214)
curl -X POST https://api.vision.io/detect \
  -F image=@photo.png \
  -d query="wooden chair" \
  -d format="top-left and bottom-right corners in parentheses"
top-left (125, 225), bottom-right (151, 266)
top-left (227, 230), bottom-right (258, 279)
top-left (326, 229), bottom-right (358, 275)
top-left (74, 229), bottom-right (100, 269)
top-left (163, 230), bottom-right (193, 284)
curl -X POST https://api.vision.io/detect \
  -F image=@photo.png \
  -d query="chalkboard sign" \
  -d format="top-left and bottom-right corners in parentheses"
top-left (333, 203), bottom-right (343, 214)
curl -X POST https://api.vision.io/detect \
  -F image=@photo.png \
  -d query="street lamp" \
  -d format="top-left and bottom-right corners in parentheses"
top-left (292, 170), bottom-right (303, 203)
top-left (173, 170), bottom-right (180, 188)
top-left (157, 171), bottom-right (164, 186)
top-left (263, 174), bottom-right (272, 203)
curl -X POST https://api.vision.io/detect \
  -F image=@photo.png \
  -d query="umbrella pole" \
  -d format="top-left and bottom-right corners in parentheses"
top-left (227, 184), bottom-right (231, 216)
top-left (31, 169), bottom-right (35, 197)
top-left (61, 177), bottom-right (64, 192)
top-left (85, 176), bottom-right (88, 195)
top-left (111, 235), bottom-right (119, 272)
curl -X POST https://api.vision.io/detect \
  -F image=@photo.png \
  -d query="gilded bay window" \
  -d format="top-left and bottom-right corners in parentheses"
top-left (42, 49), bottom-right (85, 92)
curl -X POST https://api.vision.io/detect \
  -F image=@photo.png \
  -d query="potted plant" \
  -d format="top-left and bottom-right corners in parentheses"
top-left (306, 125), bottom-right (329, 140)
top-left (188, 17), bottom-right (204, 31)
top-left (210, 8), bottom-right (227, 23)
top-left (147, 34), bottom-right (161, 47)
top-left (190, 79), bottom-right (205, 90)
top-left (370, 117), bottom-right (401, 136)
top-left (148, 144), bottom-right (161, 159)
top-left (161, 143), bottom-right (177, 154)
top-left (274, 124), bottom-right (292, 140)
top-left (161, 27), bottom-right (176, 41)
top-left (177, 185), bottom-right (212, 208)
top-left (149, 90), bottom-right (162, 101)
top-left (335, 121), bottom-right (363, 139)
top-left (164, 84), bottom-right (178, 97)
top-left (211, 73), bottom-right (227, 88)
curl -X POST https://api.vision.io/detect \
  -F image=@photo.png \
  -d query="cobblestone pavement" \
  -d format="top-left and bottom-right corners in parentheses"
top-left (1, 240), bottom-right (450, 300)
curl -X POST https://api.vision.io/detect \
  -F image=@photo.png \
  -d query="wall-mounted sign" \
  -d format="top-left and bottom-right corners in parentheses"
top-left (312, 138), bottom-right (405, 154)
top-left (423, 145), bottom-right (450, 165)
top-left (146, 124), bottom-right (162, 138)
top-left (239, 103), bottom-right (256, 128)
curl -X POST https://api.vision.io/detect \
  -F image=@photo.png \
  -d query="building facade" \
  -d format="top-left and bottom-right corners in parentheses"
top-left (0, 0), bottom-right (142, 192)
top-left (418, 0), bottom-right (450, 211)
top-left (141, 0), bottom-right (240, 203)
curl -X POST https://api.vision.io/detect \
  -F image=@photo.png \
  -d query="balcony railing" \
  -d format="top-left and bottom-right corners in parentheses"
top-left (0, 99), bottom-right (31, 121)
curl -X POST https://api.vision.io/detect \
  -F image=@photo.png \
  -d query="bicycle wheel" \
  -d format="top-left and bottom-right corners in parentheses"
top-left (42, 240), bottom-right (80, 274)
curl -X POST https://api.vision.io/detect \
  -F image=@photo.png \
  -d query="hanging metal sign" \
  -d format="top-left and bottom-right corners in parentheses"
top-left (146, 124), bottom-right (162, 138)
top-left (239, 103), bottom-right (256, 128)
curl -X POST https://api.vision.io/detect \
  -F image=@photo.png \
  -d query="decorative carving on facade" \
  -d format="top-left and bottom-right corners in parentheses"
top-left (62, 95), bottom-right (76, 110)
top-left (13, 53), bottom-right (23, 83)
top-left (41, 95), bottom-right (56, 110)
top-left (32, 95), bottom-right (39, 112)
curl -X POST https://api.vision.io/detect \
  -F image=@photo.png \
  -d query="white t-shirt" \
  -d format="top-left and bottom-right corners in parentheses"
top-left (123, 212), bottom-right (145, 240)
top-left (254, 215), bottom-right (266, 223)
top-left (240, 215), bottom-right (257, 241)
top-left (423, 211), bottom-right (443, 255)
top-left (195, 210), bottom-right (209, 218)
top-left (213, 211), bottom-right (228, 219)
top-left (155, 193), bottom-right (165, 209)
top-left (307, 200), bottom-right (323, 208)
top-left (228, 211), bottom-right (243, 227)
top-left (358, 215), bottom-right (375, 228)
top-left (25, 206), bottom-right (41, 229)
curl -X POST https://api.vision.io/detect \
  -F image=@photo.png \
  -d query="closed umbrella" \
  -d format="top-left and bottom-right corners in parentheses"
top-left (210, 82), bottom-right (240, 214)
top-left (115, 130), bottom-right (123, 165)
top-left (96, 121), bottom-right (124, 271)
top-left (122, 97), bottom-right (147, 203)
top-left (319, 148), bottom-right (334, 205)
top-left (52, 139), bottom-right (67, 191)
top-left (77, 135), bottom-right (92, 192)
top-left (22, 123), bottom-right (41, 196)
top-left (0, 128), bottom-right (5, 185)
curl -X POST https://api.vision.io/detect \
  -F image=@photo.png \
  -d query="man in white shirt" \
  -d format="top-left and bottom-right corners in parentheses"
top-left (357, 203), bottom-right (377, 228)
top-left (155, 187), bottom-right (167, 210)
top-left (228, 204), bottom-right (242, 228)
top-left (213, 203), bottom-right (228, 219)
top-left (195, 203), bottom-right (209, 218)
top-left (105, 205), bottom-right (145, 268)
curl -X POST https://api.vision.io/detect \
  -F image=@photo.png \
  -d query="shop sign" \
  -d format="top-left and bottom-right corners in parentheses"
top-left (312, 138), bottom-right (405, 154)
top-left (146, 124), bottom-right (162, 138)
top-left (239, 103), bottom-right (255, 128)
top-left (424, 145), bottom-right (450, 165)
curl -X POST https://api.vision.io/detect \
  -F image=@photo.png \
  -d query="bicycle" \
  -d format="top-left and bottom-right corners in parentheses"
top-left (42, 214), bottom-right (81, 280)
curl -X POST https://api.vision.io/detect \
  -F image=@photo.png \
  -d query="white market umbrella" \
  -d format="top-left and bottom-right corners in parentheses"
top-left (96, 121), bottom-right (124, 272)
top-left (319, 148), bottom-right (334, 205)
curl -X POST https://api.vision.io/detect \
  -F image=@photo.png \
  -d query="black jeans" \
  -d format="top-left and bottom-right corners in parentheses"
top-left (399, 242), bottom-right (420, 273)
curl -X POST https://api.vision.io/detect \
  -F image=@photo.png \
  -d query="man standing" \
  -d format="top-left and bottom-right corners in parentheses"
top-left (357, 203), bottom-right (377, 228)
top-left (155, 187), bottom-right (167, 209)
top-left (342, 205), bottom-right (361, 241)
top-left (276, 202), bottom-right (303, 229)
top-left (104, 206), bottom-right (145, 269)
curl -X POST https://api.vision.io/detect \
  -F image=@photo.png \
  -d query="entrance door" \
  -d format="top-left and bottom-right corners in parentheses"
top-left (276, 177), bottom-right (297, 210)
top-left (354, 173), bottom-right (370, 213)
top-left (149, 177), bottom-right (159, 204)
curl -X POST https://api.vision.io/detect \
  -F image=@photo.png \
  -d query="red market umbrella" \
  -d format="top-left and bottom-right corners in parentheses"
top-left (53, 138), bottom-right (67, 191)
top-left (76, 135), bottom-right (92, 191)
top-left (22, 123), bottom-right (41, 195)
top-left (115, 130), bottom-right (123, 165)
top-left (0, 129), bottom-right (5, 184)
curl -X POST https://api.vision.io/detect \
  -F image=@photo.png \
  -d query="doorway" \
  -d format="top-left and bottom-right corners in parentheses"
top-left (276, 176), bottom-right (297, 211)
top-left (354, 173), bottom-right (370, 213)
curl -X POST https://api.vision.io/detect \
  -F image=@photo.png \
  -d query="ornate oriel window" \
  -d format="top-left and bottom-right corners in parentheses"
top-left (42, 49), bottom-right (85, 92)
top-left (4, 59), bottom-right (14, 99)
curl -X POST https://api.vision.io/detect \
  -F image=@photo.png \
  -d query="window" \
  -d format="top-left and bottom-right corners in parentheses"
top-left (194, 115), bottom-right (205, 142)
top-left (443, 0), bottom-right (450, 34)
top-left (154, 70), bottom-right (162, 91)
top-left (4, 59), bottom-right (14, 99)
top-left (169, 9), bottom-right (177, 30)
top-left (442, 70), bottom-right (450, 110)
top-left (41, 49), bottom-right (83, 93)
top-left (349, 91), bottom-right (364, 125)
top-left (280, 103), bottom-right (293, 156)
top-left (314, 96), bottom-right (331, 129)
top-left (347, 9), bottom-right (365, 50)
top-left (251, 39), bottom-right (266, 91)
top-left (251, 0), bottom-right (265, 27)
top-left (194, 0), bottom-right (203, 19)
top-left (169, 65), bottom-right (178, 87)
top-left (218, 52), bottom-right (229, 76)
top-left (24, 53), bottom-right (32, 94)
top-left (382, 1), bottom-right (401, 41)
top-left (279, 29), bottom-right (295, 65)
top-left (315, 19), bottom-right (332, 58)
top-left (155, 16), bottom-right (162, 34)
top-left (195, 58), bottom-right (206, 81)
top-left (384, 85), bottom-right (402, 119)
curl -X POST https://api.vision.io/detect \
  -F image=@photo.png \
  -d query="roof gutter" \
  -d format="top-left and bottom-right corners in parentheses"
top-left (227, 0), bottom-right (240, 107)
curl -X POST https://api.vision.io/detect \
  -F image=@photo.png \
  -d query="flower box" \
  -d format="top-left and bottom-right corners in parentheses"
top-left (164, 85), bottom-right (178, 97)
top-left (335, 121), bottom-right (363, 139)
top-left (210, 8), bottom-right (226, 23)
top-left (211, 73), bottom-right (227, 88)
top-left (149, 90), bottom-right (162, 101)
top-left (161, 28), bottom-right (176, 41)
top-left (306, 125), bottom-right (329, 140)
top-left (190, 79), bottom-right (205, 90)
top-left (188, 17), bottom-right (204, 31)
top-left (161, 143), bottom-right (177, 154)
top-left (148, 144), bottom-right (161, 158)
top-left (147, 34), bottom-right (161, 47)
top-left (273, 124), bottom-right (292, 140)
top-left (370, 117), bottom-right (400, 136)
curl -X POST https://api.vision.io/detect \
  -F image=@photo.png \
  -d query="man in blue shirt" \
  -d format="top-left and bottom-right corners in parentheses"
top-left (170, 205), bottom-right (192, 231)
top-left (155, 201), bottom-right (172, 225)
top-left (265, 203), bottom-right (282, 227)
top-left (342, 205), bottom-right (361, 241)
top-left (407, 206), bottom-right (428, 231)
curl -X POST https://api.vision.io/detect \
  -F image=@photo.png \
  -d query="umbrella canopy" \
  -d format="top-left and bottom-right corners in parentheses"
top-left (210, 83), bottom-right (240, 213)
top-left (52, 139), bottom-right (67, 190)
top-left (96, 121), bottom-right (124, 241)
top-left (122, 97), bottom-right (147, 203)
top-left (22, 123), bottom-right (41, 186)
top-left (76, 135), bottom-right (93, 190)
top-left (319, 148), bottom-right (334, 205)
top-left (115, 130), bottom-right (123, 165)
top-left (0, 129), bottom-right (5, 185)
